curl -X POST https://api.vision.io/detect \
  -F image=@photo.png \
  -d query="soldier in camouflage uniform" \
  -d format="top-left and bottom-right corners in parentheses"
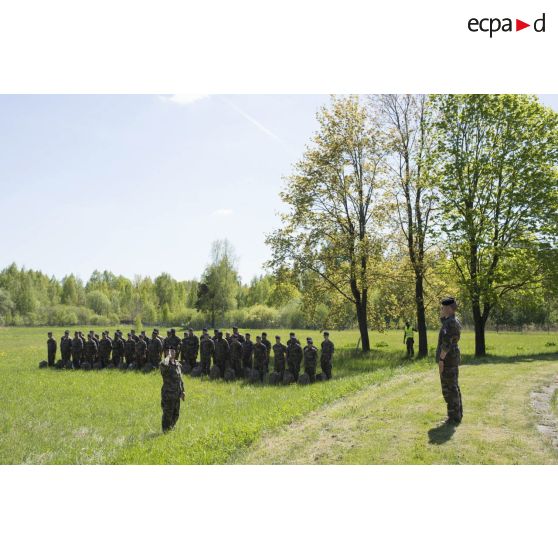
top-left (130, 330), bottom-right (139, 343)
top-left (286, 333), bottom-right (302, 381)
top-left (320, 331), bottom-right (334, 380)
top-left (71, 331), bottom-right (83, 369)
top-left (47, 332), bottom-right (57, 367)
top-left (60, 330), bottom-right (72, 366)
top-left (242, 333), bottom-right (254, 370)
top-left (232, 326), bottom-right (245, 344)
top-left (213, 331), bottom-right (229, 378)
top-left (98, 332), bottom-right (112, 368)
top-left (229, 335), bottom-right (243, 378)
top-left (199, 329), bottom-right (214, 376)
top-left (273, 335), bottom-right (287, 381)
top-left (135, 333), bottom-right (148, 369)
top-left (112, 332), bottom-right (125, 366)
top-left (181, 328), bottom-right (199, 368)
top-left (253, 336), bottom-right (268, 383)
top-left (160, 349), bottom-right (185, 433)
top-left (84, 334), bottom-right (98, 366)
top-left (124, 333), bottom-right (136, 366)
top-left (148, 331), bottom-right (164, 367)
top-left (436, 297), bottom-right (463, 425)
top-left (303, 337), bottom-right (318, 382)
top-left (261, 332), bottom-right (271, 374)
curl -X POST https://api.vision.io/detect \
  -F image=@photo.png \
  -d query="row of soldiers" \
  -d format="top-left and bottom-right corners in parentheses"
top-left (45, 326), bottom-right (335, 384)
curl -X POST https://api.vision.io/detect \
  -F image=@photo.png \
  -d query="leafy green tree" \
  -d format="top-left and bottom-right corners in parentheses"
top-left (86, 290), bottom-right (112, 316)
top-left (430, 94), bottom-right (558, 355)
top-left (196, 240), bottom-right (240, 326)
top-left (267, 96), bottom-right (386, 351)
top-left (61, 275), bottom-right (80, 306)
top-left (0, 288), bottom-right (15, 322)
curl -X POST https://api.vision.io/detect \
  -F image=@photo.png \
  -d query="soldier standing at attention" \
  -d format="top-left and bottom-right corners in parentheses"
top-left (303, 337), bottom-right (318, 382)
top-left (253, 336), bottom-right (267, 383)
top-left (60, 330), bottom-right (72, 366)
top-left (124, 333), bottom-right (136, 366)
top-left (199, 329), bottom-right (214, 376)
top-left (130, 330), bottom-right (139, 343)
top-left (320, 331), bottom-right (334, 380)
top-left (148, 331), bottom-right (164, 367)
top-left (160, 349), bottom-right (185, 433)
top-left (98, 332), bottom-right (112, 368)
top-left (403, 321), bottom-right (417, 358)
top-left (272, 335), bottom-right (287, 382)
top-left (261, 332), bottom-right (272, 374)
top-left (47, 332), bottom-right (57, 367)
top-left (213, 331), bottom-right (229, 378)
top-left (186, 328), bottom-right (199, 368)
top-left (135, 333), bottom-right (148, 369)
top-left (436, 297), bottom-right (463, 425)
top-left (112, 332), bottom-right (125, 366)
top-left (286, 333), bottom-right (302, 381)
top-left (229, 335), bottom-right (243, 378)
top-left (71, 331), bottom-right (83, 369)
top-left (84, 333), bottom-right (98, 366)
top-left (242, 332), bottom-right (254, 370)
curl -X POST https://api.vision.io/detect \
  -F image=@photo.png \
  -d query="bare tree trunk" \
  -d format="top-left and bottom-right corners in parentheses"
top-left (472, 301), bottom-right (486, 357)
top-left (415, 275), bottom-right (428, 357)
top-left (356, 300), bottom-right (370, 352)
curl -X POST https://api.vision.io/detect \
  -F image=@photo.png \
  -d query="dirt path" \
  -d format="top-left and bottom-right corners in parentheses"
top-left (235, 359), bottom-right (558, 464)
top-left (531, 376), bottom-right (558, 450)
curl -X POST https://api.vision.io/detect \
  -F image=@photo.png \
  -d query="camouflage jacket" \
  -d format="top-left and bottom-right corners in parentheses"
top-left (273, 342), bottom-right (287, 362)
top-left (160, 361), bottom-right (184, 397)
top-left (242, 340), bottom-right (254, 358)
top-left (253, 342), bottom-right (267, 364)
top-left (321, 339), bottom-right (335, 360)
top-left (435, 315), bottom-right (462, 367)
top-left (303, 345), bottom-right (318, 367)
top-left (200, 337), bottom-right (215, 357)
top-left (60, 336), bottom-right (72, 352)
top-left (261, 338), bottom-right (271, 360)
top-left (214, 338), bottom-right (229, 360)
top-left (287, 341), bottom-right (302, 363)
top-left (182, 334), bottom-right (199, 354)
top-left (71, 337), bottom-right (84, 353)
top-left (112, 337), bottom-right (125, 356)
top-left (47, 338), bottom-right (57, 353)
top-left (135, 338), bottom-right (147, 356)
top-left (229, 339), bottom-right (242, 360)
top-left (148, 337), bottom-right (163, 356)
top-left (99, 338), bottom-right (112, 356)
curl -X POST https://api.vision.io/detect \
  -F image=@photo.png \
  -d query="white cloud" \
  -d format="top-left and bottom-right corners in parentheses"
top-left (161, 94), bottom-right (209, 105)
top-left (211, 208), bottom-right (233, 217)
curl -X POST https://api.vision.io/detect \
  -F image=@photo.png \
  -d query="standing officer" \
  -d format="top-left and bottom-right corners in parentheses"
top-left (160, 349), bottom-right (185, 433)
top-left (213, 331), bottom-right (229, 378)
top-left (229, 334), bottom-right (243, 378)
top-left (436, 297), bottom-right (463, 425)
top-left (182, 328), bottom-right (199, 368)
top-left (272, 335), bottom-right (287, 382)
top-left (232, 326), bottom-right (245, 344)
top-left (47, 332), bottom-right (57, 367)
top-left (286, 334), bottom-right (302, 381)
top-left (60, 330), bottom-right (72, 366)
top-left (124, 333), bottom-right (136, 366)
top-left (403, 321), bottom-right (417, 358)
top-left (135, 333), bottom-right (148, 369)
top-left (199, 329), bottom-right (214, 376)
top-left (320, 331), bottom-right (334, 380)
top-left (148, 331), bottom-right (164, 367)
top-left (303, 337), bottom-right (318, 382)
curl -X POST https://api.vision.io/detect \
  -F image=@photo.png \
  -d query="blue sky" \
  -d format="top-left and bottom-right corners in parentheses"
top-left (1, 94), bottom-right (557, 284)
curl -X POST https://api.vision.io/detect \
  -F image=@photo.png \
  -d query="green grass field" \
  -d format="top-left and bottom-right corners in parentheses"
top-left (1, 326), bottom-right (557, 464)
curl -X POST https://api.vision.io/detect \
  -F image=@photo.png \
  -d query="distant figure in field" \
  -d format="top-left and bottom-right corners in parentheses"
top-left (46, 332), bottom-right (57, 367)
top-left (148, 330), bottom-right (163, 367)
top-left (135, 333), bottom-right (148, 369)
top-left (232, 326), bottom-right (245, 344)
top-left (320, 331), bottom-right (334, 380)
top-left (253, 336), bottom-right (267, 383)
top-left (71, 331), bottom-right (83, 369)
top-left (286, 332), bottom-right (302, 381)
top-left (98, 332), bottom-right (113, 368)
top-left (242, 333), bottom-right (254, 370)
top-left (199, 329), bottom-right (214, 376)
top-left (273, 335), bottom-right (287, 382)
top-left (124, 333), bottom-right (136, 366)
top-left (60, 330), bottom-right (72, 366)
top-left (181, 328), bottom-right (199, 368)
top-left (112, 332), bottom-right (125, 366)
top-left (436, 297), bottom-right (463, 425)
top-left (261, 332), bottom-right (271, 374)
top-left (213, 331), bottom-right (229, 378)
top-left (229, 334), bottom-right (243, 378)
top-left (160, 349), bottom-right (185, 433)
top-left (403, 321), bottom-right (417, 358)
top-left (303, 337), bottom-right (318, 382)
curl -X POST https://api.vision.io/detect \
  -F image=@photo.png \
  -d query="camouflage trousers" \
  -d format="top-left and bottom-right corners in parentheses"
top-left (320, 357), bottom-right (332, 380)
top-left (200, 355), bottom-right (211, 375)
top-left (274, 359), bottom-right (286, 380)
top-left (230, 357), bottom-right (242, 378)
top-left (185, 353), bottom-right (197, 369)
top-left (48, 351), bottom-right (56, 367)
top-left (161, 394), bottom-right (181, 432)
top-left (254, 360), bottom-right (266, 382)
top-left (305, 364), bottom-right (316, 382)
top-left (440, 366), bottom-right (463, 422)
top-left (288, 360), bottom-right (301, 381)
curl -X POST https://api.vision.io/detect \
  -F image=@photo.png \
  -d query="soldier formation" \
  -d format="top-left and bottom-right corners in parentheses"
top-left (42, 326), bottom-right (335, 386)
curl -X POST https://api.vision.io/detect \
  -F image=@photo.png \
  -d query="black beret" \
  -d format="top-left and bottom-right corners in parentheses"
top-left (275, 335), bottom-right (280, 339)
top-left (307, 337), bottom-right (313, 342)
top-left (441, 297), bottom-right (456, 306)
top-left (262, 332), bottom-right (267, 336)
top-left (323, 331), bottom-right (329, 336)
top-left (64, 330), bottom-right (69, 334)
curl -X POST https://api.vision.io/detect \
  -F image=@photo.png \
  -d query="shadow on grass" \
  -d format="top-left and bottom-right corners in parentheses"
top-left (460, 351), bottom-right (558, 366)
top-left (428, 422), bottom-right (457, 445)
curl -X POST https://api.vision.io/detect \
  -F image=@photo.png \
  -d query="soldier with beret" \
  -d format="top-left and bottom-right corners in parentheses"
top-left (60, 330), bottom-right (72, 366)
top-left (148, 331), bottom-right (164, 367)
top-left (98, 331), bottom-right (113, 368)
top-left (213, 331), bottom-right (229, 378)
top-left (199, 329), bottom-right (214, 376)
top-left (71, 331), bottom-right (83, 369)
top-left (436, 297), bottom-right (463, 425)
top-left (253, 336), bottom-right (268, 383)
top-left (261, 332), bottom-right (271, 374)
top-left (273, 335), bottom-right (287, 382)
top-left (124, 333), bottom-right (136, 366)
top-left (229, 334), bottom-right (243, 378)
top-left (112, 332), bottom-right (125, 366)
top-left (242, 332), bottom-right (254, 370)
top-left (286, 333), bottom-right (302, 382)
